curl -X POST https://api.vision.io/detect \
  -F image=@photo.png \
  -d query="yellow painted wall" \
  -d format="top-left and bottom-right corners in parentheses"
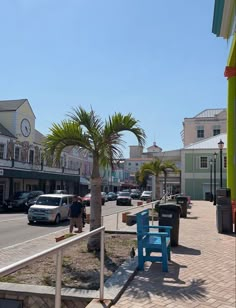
top-left (226, 35), bottom-right (236, 201)
top-left (0, 112), bottom-right (15, 136)
top-left (17, 101), bottom-right (35, 144)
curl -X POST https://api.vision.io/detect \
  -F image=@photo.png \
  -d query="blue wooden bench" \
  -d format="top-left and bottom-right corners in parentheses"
top-left (136, 209), bottom-right (172, 272)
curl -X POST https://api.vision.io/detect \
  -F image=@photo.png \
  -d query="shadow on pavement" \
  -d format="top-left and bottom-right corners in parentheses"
top-left (27, 220), bottom-right (69, 228)
top-left (172, 245), bottom-right (201, 255)
top-left (119, 261), bottom-right (207, 302)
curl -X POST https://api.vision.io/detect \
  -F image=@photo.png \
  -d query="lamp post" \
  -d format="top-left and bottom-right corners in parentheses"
top-left (209, 159), bottom-right (213, 202)
top-left (213, 152), bottom-right (217, 205)
top-left (163, 168), bottom-right (172, 203)
top-left (218, 139), bottom-right (224, 188)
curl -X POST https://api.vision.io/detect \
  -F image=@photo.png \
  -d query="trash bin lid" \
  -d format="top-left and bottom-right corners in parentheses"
top-left (176, 196), bottom-right (188, 201)
top-left (159, 203), bottom-right (181, 213)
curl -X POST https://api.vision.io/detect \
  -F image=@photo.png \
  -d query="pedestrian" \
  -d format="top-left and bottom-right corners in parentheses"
top-left (78, 196), bottom-right (86, 228)
top-left (68, 195), bottom-right (83, 233)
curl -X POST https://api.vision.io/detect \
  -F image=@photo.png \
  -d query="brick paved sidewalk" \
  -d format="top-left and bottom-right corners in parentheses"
top-left (111, 201), bottom-right (236, 308)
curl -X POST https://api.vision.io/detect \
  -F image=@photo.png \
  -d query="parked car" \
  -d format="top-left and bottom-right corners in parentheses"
top-left (82, 193), bottom-right (106, 206)
top-left (53, 190), bottom-right (68, 194)
top-left (27, 194), bottom-right (74, 224)
top-left (25, 194), bottom-right (43, 213)
top-left (130, 189), bottom-right (141, 199)
top-left (4, 190), bottom-right (44, 212)
top-left (116, 192), bottom-right (132, 206)
top-left (101, 192), bottom-right (108, 202)
top-left (106, 192), bottom-right (117, 201)
top-left (140, 191), bottom-right (153, 201)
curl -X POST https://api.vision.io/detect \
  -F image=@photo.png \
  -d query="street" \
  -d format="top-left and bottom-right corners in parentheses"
top-left (0, 200), bottom-right (139, 249)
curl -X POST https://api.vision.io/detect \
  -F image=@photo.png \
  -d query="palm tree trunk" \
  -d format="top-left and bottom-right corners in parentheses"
top-left (87, 157), bottom-right (102, 252)
top-left (155, 176), bottom-right (161, 201)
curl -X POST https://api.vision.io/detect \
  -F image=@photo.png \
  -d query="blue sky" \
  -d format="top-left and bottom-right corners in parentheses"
top-left (0, 0), bottom-right (230, 158)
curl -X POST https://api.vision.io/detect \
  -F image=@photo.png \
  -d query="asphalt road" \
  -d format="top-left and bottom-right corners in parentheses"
top-left (0, 200), bottom-right (139, 249)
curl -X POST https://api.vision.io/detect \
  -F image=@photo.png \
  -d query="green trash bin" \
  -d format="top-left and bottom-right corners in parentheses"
top-left (176, 196), bottom-right (188, 218)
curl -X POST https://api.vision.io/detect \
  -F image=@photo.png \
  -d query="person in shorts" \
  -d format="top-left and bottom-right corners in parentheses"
top-left (68, 195), bottom-right (83, 233)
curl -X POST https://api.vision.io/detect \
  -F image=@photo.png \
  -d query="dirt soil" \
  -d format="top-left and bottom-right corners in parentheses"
top-left (1, 233), bottom-right (137, 290)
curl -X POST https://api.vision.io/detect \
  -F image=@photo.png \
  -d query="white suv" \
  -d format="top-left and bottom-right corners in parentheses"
top-left (28, 194), bottom-right (74, 224)
top-left (140, 191), bottom-right (153, 201)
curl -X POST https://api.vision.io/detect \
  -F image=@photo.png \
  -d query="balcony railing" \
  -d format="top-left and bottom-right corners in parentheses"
top-left (0, 159), bottom-right (81, 175)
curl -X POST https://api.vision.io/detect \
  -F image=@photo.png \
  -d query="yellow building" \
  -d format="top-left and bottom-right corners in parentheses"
top-left (212, 1), bottom-right (236, 209)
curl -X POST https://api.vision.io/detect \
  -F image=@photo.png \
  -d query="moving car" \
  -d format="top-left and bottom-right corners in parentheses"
top-left (27, 194), bottom-right (74, 224)
top-left (106, 192), bottom-right (117, 201)
top-left (116, 192), bottom-right (132, 206)
top-left (130, 189), bottom-right (141, 199)
top-left (82, 193), bottom-right (106, 206)
top-left (4, 191), bottom-right (44, 212)
top-left (101, 192), bottom-right (108, 202)
top-left (140, 191), bottom-right (153, 201)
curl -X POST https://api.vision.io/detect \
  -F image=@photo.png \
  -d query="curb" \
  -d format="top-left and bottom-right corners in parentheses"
top-left (86, 257), bottom-right (138, 307)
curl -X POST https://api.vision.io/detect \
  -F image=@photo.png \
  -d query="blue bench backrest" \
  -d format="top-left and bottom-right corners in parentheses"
top-left (137, 210), bottom-right (149, 234)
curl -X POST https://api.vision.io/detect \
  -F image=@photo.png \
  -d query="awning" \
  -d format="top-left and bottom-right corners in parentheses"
top-left (212, 0), bottom-right (236, 39)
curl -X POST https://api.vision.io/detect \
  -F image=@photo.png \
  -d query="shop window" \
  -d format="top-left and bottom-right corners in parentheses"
top-left (224, 156), bottom-right (227, 168)
top-left (0, 144), bottom-right (4, 159)
top-left (213, 125), bottom-right (221, 136)
top-left (15, 147), bottom-right (21, 161)
top-left (197, 126), bottom-right (204, 138)
top-left (29, 150), bottom-right (34, 164)
top-left (213, 129), bottom-right (220, 136)
top-left (200, 156), bottom-right (208, 168)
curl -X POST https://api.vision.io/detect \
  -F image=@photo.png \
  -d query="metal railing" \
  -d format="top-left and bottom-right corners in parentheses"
top-left (0, 226), bottom-right (105, 308)
top-left (101, 200), bottom-right (158, 229)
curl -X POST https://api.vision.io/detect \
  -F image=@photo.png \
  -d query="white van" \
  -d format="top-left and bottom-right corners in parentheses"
top-left (27, 194), bottom-right (74, 224)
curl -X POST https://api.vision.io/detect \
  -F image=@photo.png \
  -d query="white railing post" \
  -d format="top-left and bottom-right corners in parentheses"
top-left (151, 202), bottom-right (154, 226)
top-left (116, 212), bottom-right (119, 230)
top-left (99, 229), bottom-right (105, 301)
top-left (55, 250), bottom-right (62, 308)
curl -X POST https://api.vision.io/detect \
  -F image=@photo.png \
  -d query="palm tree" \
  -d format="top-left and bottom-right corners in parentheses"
top-left (43, 106), bottom-right (146, 251)
top-left (139, 159), bottom-right (178, 201)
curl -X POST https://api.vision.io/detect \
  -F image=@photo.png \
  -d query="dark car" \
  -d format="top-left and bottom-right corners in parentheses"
top-left (130, 189), bottom-right (141, 199)
top-left (82, 193), bottom-right (105, 206)
top-left (106, 192), bottom-right (117, 201)
top-left (4, 190), bottom-right (44, 212)
top-left (116, 192), bottom-right (132, 206)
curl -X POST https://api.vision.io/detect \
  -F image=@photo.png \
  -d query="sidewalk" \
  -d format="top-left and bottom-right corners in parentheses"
top-left (111, 201), bottom-right (236, 308)
top-left (0, 201), bottom-right (235, 308)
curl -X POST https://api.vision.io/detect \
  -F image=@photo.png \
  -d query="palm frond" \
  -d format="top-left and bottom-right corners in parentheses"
top-left (43, 120), bottom-right (93, 163)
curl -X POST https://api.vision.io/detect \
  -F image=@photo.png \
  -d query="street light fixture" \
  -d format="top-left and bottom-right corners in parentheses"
top-left (209, 159), bottom-right (213, 202)
top-left (213, 152), bottom-right (217, 205)
top-left (218, 139), bottom-right (224, 188)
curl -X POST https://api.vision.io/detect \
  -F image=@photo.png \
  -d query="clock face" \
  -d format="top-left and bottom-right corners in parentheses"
top-left (21, 118), bottom-right (31, 137)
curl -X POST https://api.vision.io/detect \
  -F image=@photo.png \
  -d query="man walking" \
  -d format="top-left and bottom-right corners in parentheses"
top-left (69, 195), bottom-right (83, 233)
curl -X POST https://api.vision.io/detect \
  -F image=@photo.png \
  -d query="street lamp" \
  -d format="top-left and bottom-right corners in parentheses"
top-left (163, 168), bottom-right (172, 203)
top-left (209, 159), bottom-right (213, 202)
top-left (218, 139), bottom-right (224, 188)
top-left (213, 152), bottom-right (217, 205)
